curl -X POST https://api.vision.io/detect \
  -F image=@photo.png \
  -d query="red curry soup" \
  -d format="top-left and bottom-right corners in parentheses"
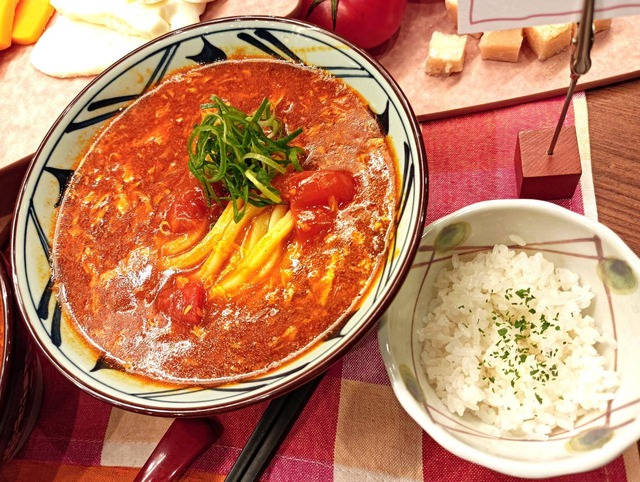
top-left (52, 59), bottom-right (398, 385)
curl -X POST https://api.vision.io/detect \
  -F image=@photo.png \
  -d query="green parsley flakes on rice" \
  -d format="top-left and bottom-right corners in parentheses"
top-left (418, 245), bottom-right (619, 439)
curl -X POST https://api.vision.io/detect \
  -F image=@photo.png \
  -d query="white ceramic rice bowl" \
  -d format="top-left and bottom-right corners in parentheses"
top-left (378, 199), bottom-right (640, 478)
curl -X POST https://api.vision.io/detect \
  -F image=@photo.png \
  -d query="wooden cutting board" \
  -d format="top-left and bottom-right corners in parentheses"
top-left (375, 1), bottom-right (640, 121)
top-left (1, 0), bottom-right (639, 167)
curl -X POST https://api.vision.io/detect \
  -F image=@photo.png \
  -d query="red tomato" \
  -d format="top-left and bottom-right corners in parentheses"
top-left (279, 170), bottom-right (355, 210)
top-left (275, 169), bottom-right (356, 241)
top-left (299, 0), bottom-right (408, 50)
top-left (166, 189), bottom-right (221, 233)
top-left (295, 207), bottom-right (335, 241)
top-left (156, 279), bottom-right (206, 326)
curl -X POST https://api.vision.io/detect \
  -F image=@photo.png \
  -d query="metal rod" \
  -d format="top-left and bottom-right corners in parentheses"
top-left (547, 75), bottom-right (579, 155)
top-left (571, 0), bottom-right (596, 76)
top-left (547, 0), bottom-right (595, 155)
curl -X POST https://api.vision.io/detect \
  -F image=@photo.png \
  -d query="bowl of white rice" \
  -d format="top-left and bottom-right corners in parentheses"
top-left (378, 199), bottom-right (640, 478)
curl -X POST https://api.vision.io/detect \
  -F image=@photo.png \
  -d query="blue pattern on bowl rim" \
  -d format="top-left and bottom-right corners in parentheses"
top-left (11, 17), bottom-right (427, 415)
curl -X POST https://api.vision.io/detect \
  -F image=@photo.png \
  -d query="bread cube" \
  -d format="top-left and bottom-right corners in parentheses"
top-left (425, 31), bottom-right (468, 76)
top-left (479, 29), bottom-right (523, 62)
top-left (445, 0), bottom-right (481, 37)
top-left (571, 18), bottom-right (612, 39)
top-left (594, 18), bottom-right (612, 33)
top-left (445, 0), bottom-right (458, 26)
top-left (524, 24), bottom-right (572, 61)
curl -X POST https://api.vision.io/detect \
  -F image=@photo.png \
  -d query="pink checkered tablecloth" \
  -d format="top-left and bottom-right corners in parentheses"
top-left (2, 94), bottom-right (637, 482)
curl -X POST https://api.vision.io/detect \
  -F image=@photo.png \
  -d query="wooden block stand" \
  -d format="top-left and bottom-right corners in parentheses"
top-left (514, 126), bottom-right (582, 200)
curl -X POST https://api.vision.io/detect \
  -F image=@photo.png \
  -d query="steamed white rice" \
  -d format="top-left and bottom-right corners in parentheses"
top-left (418, 245), bottom-right (619, 438)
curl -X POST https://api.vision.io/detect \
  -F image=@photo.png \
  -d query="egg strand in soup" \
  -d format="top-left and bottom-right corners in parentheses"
top-left (52, 59), bottom-right (398, 385)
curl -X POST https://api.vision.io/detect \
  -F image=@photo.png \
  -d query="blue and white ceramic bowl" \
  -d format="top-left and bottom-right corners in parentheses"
top-left (379, 200), bottom-right (640, 478)
top-left (11, 17), bottom-right (427, 415)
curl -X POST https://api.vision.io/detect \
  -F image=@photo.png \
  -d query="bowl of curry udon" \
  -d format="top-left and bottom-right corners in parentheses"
top-left (12, 16), bottom-right (426, 415)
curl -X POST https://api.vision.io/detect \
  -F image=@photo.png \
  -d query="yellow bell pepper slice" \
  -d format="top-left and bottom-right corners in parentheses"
top-left (0, 0), bottom-right (19, 50)
top-left (11, 0), bottom-right (54, 45)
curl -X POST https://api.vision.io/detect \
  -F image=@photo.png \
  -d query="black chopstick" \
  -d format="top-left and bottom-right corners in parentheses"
top-left (225, 375), bottom-right (322, 482)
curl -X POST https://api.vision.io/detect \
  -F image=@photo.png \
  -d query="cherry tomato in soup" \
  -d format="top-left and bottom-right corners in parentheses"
top-left (156, 279), bottom-right (206, 326)
top-left (295, 207), bottom-right (335, 241)
top-left (276, 170), bottom-right (356, 241)
top-left (166, 189), bottom-right (221, 233)
top-left (279, 170), bottom-right (355, 210)
top-left (299, 0), bottom-right (408, 50)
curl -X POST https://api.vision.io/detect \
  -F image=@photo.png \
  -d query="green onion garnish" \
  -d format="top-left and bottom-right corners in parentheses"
top-left (187, 95), bottom-right (304, 222)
